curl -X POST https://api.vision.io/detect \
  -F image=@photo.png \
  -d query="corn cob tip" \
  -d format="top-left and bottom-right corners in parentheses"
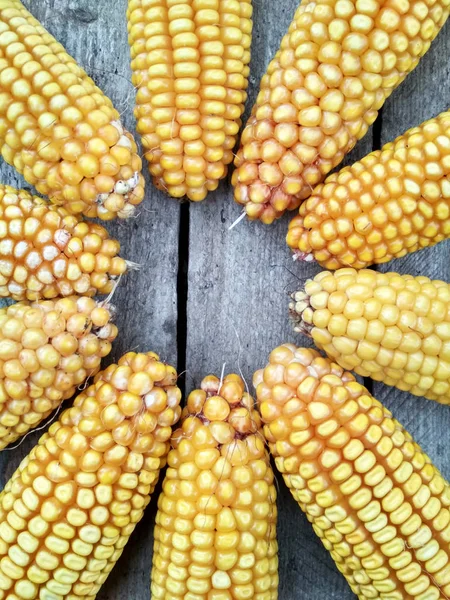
top-left (177, 373), bottom-right (262, 443)
top-left (288, 290), bottom-right (314, 336)
top-left (232, 135), bottom-right (305, 225)
top-left (0, 184), bottom-right (131, 301)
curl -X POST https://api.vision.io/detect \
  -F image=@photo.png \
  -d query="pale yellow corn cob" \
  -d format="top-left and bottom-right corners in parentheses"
top-left (0, 184), bottom-right (131, 301)
top-left (232, 0), bottom-right (450, 224)
top-left (0, 0), bottom-right (145, 220)
top-left (151, 373), bottom-right (279, 600)
top-left (255, 343), bottom-right (450, 599)
top-left (287, 110), bottom-right (450, 269)
top-left (127, 0), bottom-right (253, 202)
top-left (0, 296), bottom-right (117, 449)
top-left (291, 268), bottom-right (450, 404)
top-left (0, 351), bottom-right (182, 599)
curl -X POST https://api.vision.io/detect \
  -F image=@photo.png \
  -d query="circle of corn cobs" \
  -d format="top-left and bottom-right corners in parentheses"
top-left (0, 1), bottom-right (450, 600)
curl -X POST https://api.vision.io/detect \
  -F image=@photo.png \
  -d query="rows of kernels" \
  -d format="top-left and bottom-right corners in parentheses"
top-left (255, 344), bottom-right (450, 599)
top-left (293, 269), bottom-right (450, 404)
top-left (127, 0), bottom-right (253, 201)
top-left (0, 351), bottom-right (181, 598)
top-left (0, 0), bottom-right (145, 220)
top-left (0, 296), bottom-right (117, 449)
top-left (287, 110), bottom-right (450, 269)
top-left (0, 184), bottom-right (127, 301)
top-left (151, 373), bottom-right (279, 599)
top-left (232, 0), bottom-right (450, 224)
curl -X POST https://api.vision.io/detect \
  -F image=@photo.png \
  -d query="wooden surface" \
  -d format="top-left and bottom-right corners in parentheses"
top-left (0, 1), bottom-right (450, 598)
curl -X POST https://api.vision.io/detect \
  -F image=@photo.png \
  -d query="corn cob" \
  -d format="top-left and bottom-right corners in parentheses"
top-left (0, 351), bottom-right (181, 599)
top-left (0, 0), bottom-right (145, 220)
top-left (290, 268), bottom-right (450, 404)
top-left (255, 343), bottom-right (450, 599)
top-left (232, 0), bottom-right (450, 225)
top-left (0, 184), bottom-right (132, 301)
top-left (151, 373), bottom-right (279, 600)
top-left (127, 0), bottom-right (253, 202)
top-left (287, 110), bottom-right (450, 269)
top-left (0, 296), bottom-right (117, 450)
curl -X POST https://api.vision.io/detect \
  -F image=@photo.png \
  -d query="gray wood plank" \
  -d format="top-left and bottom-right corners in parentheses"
top-left (373, 20), bottom-right (450, 481)
top-left (184, 1), bottom-right (374, 599)
top-left (0, 2), bottom-right (180, 599)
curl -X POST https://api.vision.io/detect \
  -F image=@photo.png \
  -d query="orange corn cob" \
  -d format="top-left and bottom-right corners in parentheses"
top-left (255, 343), bottom-right (450, 599)
top-left (0, 296), bottom-right (117, 450)
top-left (0, 0), bottom-right (145, 220)
top-left (0, 184), bottom-right (133, 301)
top-left (291, 268), bottom-right (450, 404)
top-left (127, 0), bottom-right (253, 202)
top-left (232, 0), bottom-right (449, 224)
top-left (151, 373), bottom-right (279, 600)
top-left (287, 110), bottom-right (450, 269)
top-left (0, 351), bottom-right (181, 599)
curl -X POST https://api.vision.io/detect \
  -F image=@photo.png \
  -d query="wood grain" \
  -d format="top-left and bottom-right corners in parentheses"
top-left (0, 1), bottom-right (449, 599)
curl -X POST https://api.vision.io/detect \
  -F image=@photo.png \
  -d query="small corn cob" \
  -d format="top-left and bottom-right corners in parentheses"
top-left (290, 268), bottom-right (450, 404)
top-left (232, 0), bottom-right (450, 225)
top-left (151, 373), bottom-right (279, 600)
top-left (0, 296), bottom-right (117, 449)
top-left (255, 343), bottom-right (450, 599)
top-left (127, 0), bottom-right (253, 202)
top-left (0, 0), bottom-right (145, 220)
top-left (287, 110), bottom-right (450, 269)
top-left (0, 184), bottom-right (132, 301)
top-left (0, 351), bottom-right (181, 599)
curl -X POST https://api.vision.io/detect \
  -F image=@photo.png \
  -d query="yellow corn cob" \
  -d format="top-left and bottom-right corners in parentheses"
top-left (0, 184), bottom-right (133, 301)
top-left (151, 373), bottom-right (279, 600)
top-left (127, 0), bottom-right (253, 202)
top-left (290, 268), bottom-right (450, 404)
top-left (0, 296), bottom-right (117, 449)
top-left (232, 0), bottom-right (450, 225)
top-left (0, 351), bottom-right (181, 599)
top-left (287, 110), bottom-right (450, 269)
top-left (0, 0), bottom-right (145, 220)
top-left (255, 343), bottom-right (450, 599)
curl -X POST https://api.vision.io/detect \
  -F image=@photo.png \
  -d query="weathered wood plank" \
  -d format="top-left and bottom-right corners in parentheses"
top-left (184, 1), bottom-right (374, 598)
top-left (373, 21), bottom-right (450, 480)
top-left (0, 2), bottom-right (180, 599)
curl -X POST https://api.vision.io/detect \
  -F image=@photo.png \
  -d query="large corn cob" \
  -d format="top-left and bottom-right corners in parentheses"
top-left (0, 351), bottom-right (181, 599)
top-left (0, 184), bottom-right (132, 301)
top-left (127, 0), bottom-right (253, 202)
top-left (151, 373), bottom-right (279, 600)
top-left (232, 0), bottom-right (450, 225)
top-left (0, 296), bottom-right (117, 449)
top-left (0, 0), bottom-right (145, 220)
top-left (291, 268), bottom-right (450, 404)
top-left (255, 343), bottom-right (450, 599)
top-left (287, 110), bottom-right (450, 269)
